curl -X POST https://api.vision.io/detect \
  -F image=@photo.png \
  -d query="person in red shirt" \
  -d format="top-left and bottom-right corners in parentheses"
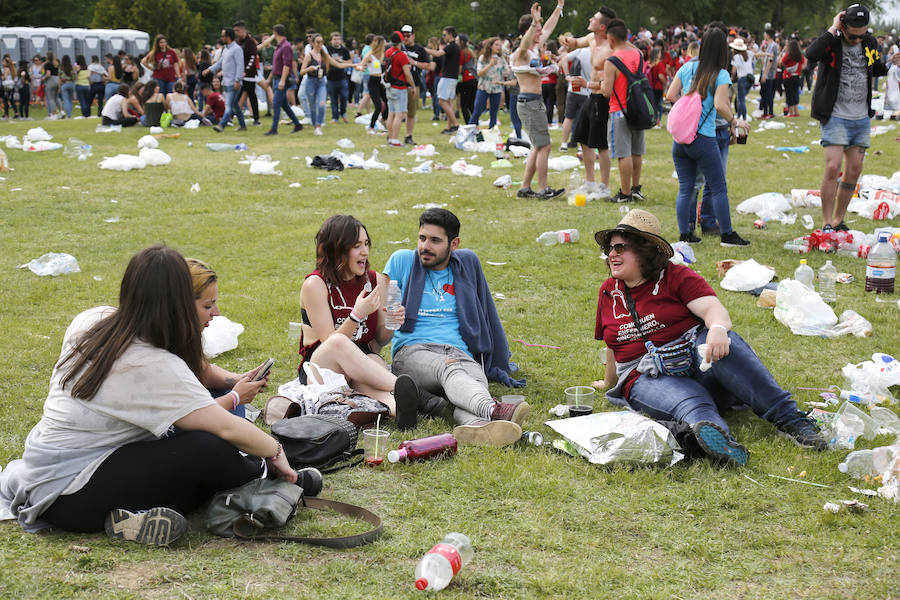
top-left (199, 84), bottom-right (225, 124)
top-left (592, 210), bottom-right (826, 465)
top-left (384, 31), bottom-right (416, 147)
top-left (648, 48), bottom-right (667, 126)
top-left (141, 34), bottom-right (181, 96)
top-left (778, 38), bottom-right (805, 117)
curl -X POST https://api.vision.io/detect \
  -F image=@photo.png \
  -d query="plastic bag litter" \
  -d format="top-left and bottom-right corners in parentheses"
top-left (18, 252), bottom-right (81, 276)
top-left (775, 146), bottom-right (810, 153)
top-left (354, 114), bottom-right (371, 125)
top-left (828, 310), bottom-right (873, 338)
top-left (547, 155), bottom-right (580, 171)
top-left (25, 127), bottom-right (52, 142)
top-left (736, 192), bottom-right (792, 217)
top-left (95, 124), bottom-right (122, 133)
top-left (452, 125), bottom-right (479, 149)
top-left (4, 136), bottom-right (22, 149)
top-left (789, 189), bottom-right (822, 208)
top-left (774, 279), bottom-right (837, 336)
top-left (870, 407), bottom-right (900, 434)
top-left (450, 159), bottom-right (483, 177)
top-left (190, 183), bottom-right (200, 193)
top-left (755, 120), bottom-right (786, 131)
top-left (98, 154), bottom-right (147, 171)
top-left (64, 138), bottom-right (92, 160)
top-left (407, 143), bottom-right (437, 158)
top-left (848, 197), bottom-right (900, 220)
top-left (411, 160), bottom-right (433, 174)
top-left (332, 151), bottom-right (364, 169)
top-left (201, 315), bottom-right (244, 358)
top-left (720, 259), bottom-right (776, 292)
top-left (545, 410), bottom-right (684, 467)
top-left (493, 174), bottom-right (513, 189)
top-left (336, 138), bottom-right (354, 149)
top-left (491, 158), bottom-right (513, 168)
top-left (363, 150), bottom-right (390, 170)
top-left (183, 119), bottom-right (200, 129)
top-left (509, 144), bottom-right (530, 158)
top-left (670, 241), bottom-right (696, 264)
top-left (248, 155), bottom-right (282, 175)
top-left (149, 126), bottom-right (164, 134)
top-left (137, 135), bottom-right (159, 149)
top-left (826, 401), bottom-right (880, 449)
top-left (842, 353), bottom-right (900, 399)
top-left (138, 147), bottom-right (171, 166)
top-left (22, 141), bottom-right (63, 152)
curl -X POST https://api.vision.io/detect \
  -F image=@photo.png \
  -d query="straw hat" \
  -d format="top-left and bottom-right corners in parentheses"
top-left (729, 38), bottom-right (748, 52)
top-left (594, 209), bottom-right (674, 258)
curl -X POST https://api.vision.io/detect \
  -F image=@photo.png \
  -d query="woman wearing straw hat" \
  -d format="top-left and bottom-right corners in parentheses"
top-left (591, 209), bottom-right (826, 465)
top-left (729, 37), bottom-right (753, 120)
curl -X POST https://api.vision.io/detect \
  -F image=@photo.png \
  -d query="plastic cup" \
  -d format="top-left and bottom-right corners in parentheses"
top-left (288, 321), bottom-right (302, 342)
top-left (575, 193), bottom-right (587, 207)
top-left (362, 429), bottom-right (390, 467)
top-left (565, 386), bottom-right (595, 416)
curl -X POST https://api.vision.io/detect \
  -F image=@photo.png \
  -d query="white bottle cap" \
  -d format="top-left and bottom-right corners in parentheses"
top-left (387, 449), bottom-right (401, 463)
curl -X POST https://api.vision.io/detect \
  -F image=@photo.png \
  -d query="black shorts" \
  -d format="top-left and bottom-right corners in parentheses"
top-left (572, 93), bottom-right (609, 150)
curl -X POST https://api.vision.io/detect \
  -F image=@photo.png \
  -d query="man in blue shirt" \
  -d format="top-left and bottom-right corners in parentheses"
top-left (380, 209), bottom-right (528, 447)
top-left (205, 28), bottom-right (247, 132)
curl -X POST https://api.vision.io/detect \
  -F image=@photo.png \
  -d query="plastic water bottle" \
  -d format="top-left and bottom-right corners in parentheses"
top-left (818, 260), bottom-right (837, 303)
top-left (865, 232), bottom-right (896, 293)
top-left (206, 142), bottom-right (247, 152)
top-left (838, 449), bottom-right (876, 478)
top-left (536, 229), bottom-right (580, 245)
top-left (566, 171), bottom-right (584, 206)
top-left (384, 280), bottom-right (403, 330)
top-left (415, 533), bottom-right (473, 591)
top-left (387, 434), bottom-right (458, 463)
top-left (793, 259), bottom-right (814, 290)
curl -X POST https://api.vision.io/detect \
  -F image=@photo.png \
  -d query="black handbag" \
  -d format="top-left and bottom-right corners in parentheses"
top-left (271, 414), bottom-right (364, 473)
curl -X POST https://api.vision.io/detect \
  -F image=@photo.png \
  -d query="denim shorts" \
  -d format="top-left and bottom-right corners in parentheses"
top-left (821, 115), bottom-right (870, 148)
top-left (386, 85), bottom-right (408, 113)
top-left (437, 77), bottom-right (457, 101)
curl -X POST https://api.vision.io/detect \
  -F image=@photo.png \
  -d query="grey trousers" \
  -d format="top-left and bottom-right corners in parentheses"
top-left (392, 343), bottom-right (494, 425)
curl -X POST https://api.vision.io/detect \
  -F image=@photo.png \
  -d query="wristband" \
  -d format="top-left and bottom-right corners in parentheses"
top-left (349, 311), bottom-right (364, 324)
top-left (709, 324), bottom-right (729, 332)
top-left (230, 390), bottom-right (240, 410)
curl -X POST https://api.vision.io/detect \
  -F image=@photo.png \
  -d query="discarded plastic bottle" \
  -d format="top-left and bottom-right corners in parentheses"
top-left (387, 433), bottom-right (458, 463)
top-left (838, 449), bottom-right (876, 478)
top-left (566, 171), bottom-right (584, 206)
top-left (536, 229), bottom-right (579, 245)
top-left (520, 431), bottom-right (544, 445)
top-left (793, 259), bottom-right (815, 290)
top-left (384, 280), bottom-right (404, 330)
top-left (783, 238), bottom-right (810, 254)
top-left (873, 445), bottom-right (899, 473)
top-left (206, 142), bottom-right (248, 152)
top-left (865, 232), bottom-right (896, 293)
top-left (415, 532), bottom-right (473, 591)
top-left (818, 260), bottom-right (837, 303)
top-left (801, 214), bottom-right (815, 230)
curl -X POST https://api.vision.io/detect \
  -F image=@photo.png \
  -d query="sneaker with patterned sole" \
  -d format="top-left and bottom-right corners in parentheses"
top-left (104, 507), bottom-right (188, 546)
top-left (720, 231), bottom-right (750, 247)
top-left (453, 420), bottom-right (522, 447)
top-left (692, 421), bottom-right (749, 466)
top-left (609, 190), bottom-right (633, 203)
top-left (776, 412), bottom-right (827, 450)
top-left (630, 185), bottom-right (647, 201)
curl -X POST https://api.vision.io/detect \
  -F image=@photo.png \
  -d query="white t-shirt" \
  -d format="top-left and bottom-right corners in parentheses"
top-left (0, 306), bottom-right (215, 531)
top-left (732, 54), bottom-right (754, 79)
top-left (567, 48), bottom-right (592, 96)
top-left (101, 94), bottom-right (125, 120)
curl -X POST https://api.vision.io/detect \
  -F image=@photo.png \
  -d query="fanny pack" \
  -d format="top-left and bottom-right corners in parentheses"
top-left (624, 286), bottom-right (696, 377)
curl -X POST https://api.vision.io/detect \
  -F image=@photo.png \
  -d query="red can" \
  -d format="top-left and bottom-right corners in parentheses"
top-left (754, 219), bottom-right (766, 229)
top-left (858, 245), bottom-right (870, 258)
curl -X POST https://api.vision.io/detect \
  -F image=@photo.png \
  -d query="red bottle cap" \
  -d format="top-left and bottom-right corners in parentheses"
top-left (415, 578), bottom-right (428, 590)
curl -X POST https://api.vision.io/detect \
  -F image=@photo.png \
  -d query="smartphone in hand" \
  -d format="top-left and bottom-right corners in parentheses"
top-left (254, 358), bottom-right (275, 382)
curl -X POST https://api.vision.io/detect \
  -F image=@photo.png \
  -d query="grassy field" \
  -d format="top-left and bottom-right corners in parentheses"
top-left (1, 91), bottom-right (898, 599)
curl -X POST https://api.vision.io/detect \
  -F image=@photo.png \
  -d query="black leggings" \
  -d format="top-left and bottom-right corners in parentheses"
top-left (241, 79), bottom-right (259, 122)
top-left (368, 75), bottom-right (387, 129)
top-left (458, 79), bottom-right (476, 124)
top-left (41, 431), bottom-right (263, 533)
top-left (542, 83), bottom-right (557, 123)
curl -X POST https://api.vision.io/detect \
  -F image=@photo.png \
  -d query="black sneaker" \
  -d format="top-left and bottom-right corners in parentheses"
top-left (609, 190), bottom-right (633, 203)
top-left (104, 507), bottom-right (188, 546)
top-left (679, 232), bottom-right (702, 243)
top-left (393, 374), bottom-right (419, 431)
top-left (834, 221), bottom-right (849, 232)
top-left (692, 421), bottom-right (749, 466)
top-left (537, 187), bottom-right (566, 200)
top-left (822, 224), bottom-right (835, 232)
top-left (404, 135), bottom-right (415, 145)
top-left (264, 129), bottom-right (278, 136)
top-left (630, 185), bottom-right (647, 201)
top-left (292, 123), bottom-right (304, 133)
top-left (212, 125), bottom-right (224, 133)
top-left (295, 467), bottom-right (323, 496)
top-left (776, 412), bottom-right (827, 450)
top-left (237, 126), bottom-right (247, 131)
top-left (419, 390), bottom-right (449, 417)
top-left (516, 188), bottom-right (537, 199)
top-left (701, 224), bottom-right (721, 236)
top-left (720, 231), bottom-right (750, 247)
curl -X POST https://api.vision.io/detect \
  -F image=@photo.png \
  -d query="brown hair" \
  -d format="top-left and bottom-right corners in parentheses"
top-left (186, 258), bottom-right (217, 299)
top-left (60, 245), bottom-right (204, 400)
top-left (605, 232), bottom-right (670, 280)
top-left (315, 215), bottom-right (370, 285)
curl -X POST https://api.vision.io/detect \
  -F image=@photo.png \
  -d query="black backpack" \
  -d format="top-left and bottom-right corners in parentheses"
top-left (607, 53), bottom-right (656, 130)
top-left (271, 414), bottom-right (363, 472)
top-left (382, 48), bottom-right (408, 88)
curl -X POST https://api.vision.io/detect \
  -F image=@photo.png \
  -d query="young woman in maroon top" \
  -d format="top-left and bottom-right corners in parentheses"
top-left (299, 215), bottom-right (418, 429)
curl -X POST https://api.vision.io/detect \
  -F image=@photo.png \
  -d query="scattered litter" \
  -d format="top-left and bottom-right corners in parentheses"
top-left (63, 138), bottom-right (92, 160)
top-left (25, 127), bottom-right (52, 141)
top-left (95, 124), bottom-right (122, 133)
top-left (310, 155), bottom-right (345, 171)
top-left (385, 209), bottom-right (398, 214)
top-left (138, 147), bottom-right (171, 166)
top-left (98, 154), bottom-right (146, 171)
top-left (363, 150), bottom-right (389, 170)
top-left (736, 192), bottom-right (796, 223)
top-left (450, 159), bottom-right (483, 177)
top-left (288, 182), bottom-right (301, 188)
top-left (137, 135), bottom-right (159, 149)
top-left (4, 136), bottom-right (22, 149)
top-left (413, 203), bottom-right (448, 209)
top-left (743, 474), bottom-right (764, 487)
top-left (494, 292), bottom-right (506, 299)
top-left (358, 189), bottom-right (367, 194)
top-left (18, 253), bottom-right (80, 276)
top-left (201, 315), bottom-right (244, 358)
top-left (755, 120), bottom-right (786, 131)
top-left (547, 155), bottom-right (580, 171)
top-left (411, 160), bottom-right (433, 174)
top-left (775, 146), bottom-right (809, 153)
top-left (190, 183), bottom-right (200, 193)
top-left (23, 141), bottom-right (63, 152)
top-left (104, 217), bottom-right (120, 223)
top-left (486, 261), bottom-right (507, 266)
top-left (316, 175), bottom-right (341, 181)
top-left (493, 174), bottom-right (513, 189)
top-left (149, 126), bottom-right (164, 134)
top-left (93, 275), bottom-right (102, 281)
top-left (849, 486), bottom-right (879, 496)
top-left (512, 339), bottom-right (561, 349)
top-left (871, 124), bottom-right (897, 136)
top-left (388, 238), bottom-right (410, 245)
top-left (767, 474), bottom-right (830, 487)
top-left (336, 138), bottom-right (354, 149)
top-left (509, 144), bottom-right (530, 158)
top-left (823, 499), bottom-right (869, 513)
top-left (248, 155), bottom-right (282, 175)
top-left (407, 144), bottom-right (437, 158)
top-left (183, 119), bottom-right (200, 129)
top-left (207, 142), bottom-right (248, 152)
top-left (720, 259), bottom-right (776, 292)
top-left (670, 241), bottom-right (696, 265)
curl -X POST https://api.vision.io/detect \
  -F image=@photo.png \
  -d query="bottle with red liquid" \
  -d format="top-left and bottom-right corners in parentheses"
top-left (387, 433), bottom-right (458, 464)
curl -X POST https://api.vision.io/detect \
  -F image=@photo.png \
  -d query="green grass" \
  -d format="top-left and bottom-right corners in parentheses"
top-left (1, 92), bottom-right (899, 599)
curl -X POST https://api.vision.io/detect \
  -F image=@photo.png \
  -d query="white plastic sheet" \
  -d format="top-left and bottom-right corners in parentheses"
top-left (363, 150), bottom-right (389, 171)
top-left (138, 147), bottom-right (171, 166)
top-left (407, 143), bottom-right (437, 158)
top-left (547, 155), bottom-right (580, 171)
top-left (248, 155), bottom-right (282, 175)
top-left (24, 127), bottom-right (52, 142)
top-left (720, 259), bottom-right (777, 292)
top-left (98, 154), bottom-right (147, 171)
top-left (18, 252), bottom-right (81, 276)
top-left (137, 135), bottom-right (159, 149)
top-left (773, 279), bottom-right (837, 336)
top-left (22, 141), bottom-right (63, 152)
top-left (201, 315), bottom-right (244, 358)
top-left (450, 159), bottom-right (483, 177)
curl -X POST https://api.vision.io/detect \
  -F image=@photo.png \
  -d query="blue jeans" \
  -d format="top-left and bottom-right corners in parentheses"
top-left (104, 82), bottom-right (120, 102)
top-left (220, 85), bottom-right (246, 128)
top-left (269, 85), bottom-right (300, 132)
top-left (306, 77), bottom-right (326, 126)
top-left (691, 125), bottom-right (731, 231)
top-left (61, 81), bottom-right (76, 118)
top-left (509, 91), bottom-right (522, 138)
top-left (673, 133), bottom-right (732, 235)
top-left (76, 84), bottom-right (91, 117)
top-left (327, 78), bottom-right (348, 120)
top-left (628, 329), bottom-right (799, 437)
top-left (469, 89), bottom-right (501, 128)
top-left (299, 76), bottom-right (310, 121)
top-left (89, 82), bottom-right (105, 115)
top-left (154, 79), bottom-right (174, 95)
top-left (736, 75), bottom-right (751, 119)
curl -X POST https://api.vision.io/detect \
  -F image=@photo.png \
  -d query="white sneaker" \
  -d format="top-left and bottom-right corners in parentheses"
top-left (559, 142), bottom-right (568, 152)
top-left (314, 126), bottom-right (323, 136)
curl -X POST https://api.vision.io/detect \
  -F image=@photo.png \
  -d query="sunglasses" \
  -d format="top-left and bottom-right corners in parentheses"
top-left (603, 243), bottom-right (632, 255)
top-left (844, 31), bottom-right (864, 41)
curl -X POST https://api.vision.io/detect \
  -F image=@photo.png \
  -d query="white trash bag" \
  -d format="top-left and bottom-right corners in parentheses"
top-left (736, 192), bottom-right (792, 216)
top-left (248, 155), bottom-right (282, 175)
top-left (137, 135), bottom-right (159, 149)
top-left (22, 141), bottom-right (63, 152)
top-left (450, 159), bottom-right (483, 177)
top-left (98, 154), bottom-right (147, 171)
top-left (773, 279), bottom-right (837, 336)
top-left (719, 259), bottom-right (776, 292)
top-left (18, 252), bottom-right (81, 276)
top-left (547, 155), bottom-right (580, 171)
top-left (407, 143), bottom-right (437, 158)
top-left (25, 127), bottom-right (52, 142)
top-left (201, 315), bottom-right (244, 358)
top-left (139, 147), bottom-right (171, 166)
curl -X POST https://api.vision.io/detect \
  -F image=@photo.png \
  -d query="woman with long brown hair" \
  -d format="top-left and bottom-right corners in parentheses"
top-left (0, 245), bottom-right (297, 545)
top-left (778, 39), bottom-right (805, 117)
top-left (356, 35), bottom-right (387, 134)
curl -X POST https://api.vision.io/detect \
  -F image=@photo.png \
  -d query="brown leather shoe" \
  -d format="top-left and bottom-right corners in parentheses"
top-left (490, 400), bottom-right (530, 427)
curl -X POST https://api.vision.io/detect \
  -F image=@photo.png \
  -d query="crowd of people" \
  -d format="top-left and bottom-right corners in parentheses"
top-left (0, 3), bottom-right (899, 547)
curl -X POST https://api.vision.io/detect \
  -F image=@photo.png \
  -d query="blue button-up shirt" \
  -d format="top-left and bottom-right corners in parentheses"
top-left (209, 41), bottom-right (244, 87)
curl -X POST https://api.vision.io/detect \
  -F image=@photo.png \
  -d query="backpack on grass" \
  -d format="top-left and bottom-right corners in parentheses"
top-left (271, 414), bottom-right (363, 473)
top-left (607, 54), bottom-right (656, 130)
